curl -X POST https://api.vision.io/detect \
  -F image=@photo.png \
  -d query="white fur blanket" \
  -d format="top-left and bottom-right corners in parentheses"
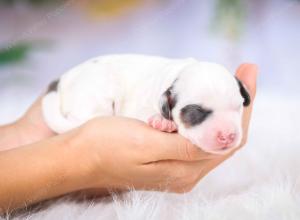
top-left (5, 91), bottom-right (300, 220)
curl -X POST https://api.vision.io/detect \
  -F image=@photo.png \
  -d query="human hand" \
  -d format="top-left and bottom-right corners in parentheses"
top-left (4, 63), bottom-right (257, 194)
top-left (0, 94), bottom-right (56, 150)
top-left (75, 63), bottom-right (258, 193)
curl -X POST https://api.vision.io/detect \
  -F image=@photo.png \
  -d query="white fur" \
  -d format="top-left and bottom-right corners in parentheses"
top-left (42, 54), bottom-right (243, 153)
top-left (9, 93), bottom-right (300, 220)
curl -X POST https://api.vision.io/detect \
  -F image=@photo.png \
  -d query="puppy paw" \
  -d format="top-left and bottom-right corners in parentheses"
top-left (148, 114), bottom-right (177, 132)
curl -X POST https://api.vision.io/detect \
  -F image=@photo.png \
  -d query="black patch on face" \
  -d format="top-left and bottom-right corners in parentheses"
top-left (160, 86), bottom-right (177, 120)
top-left (180, 104), bottom-right (212, 127)
top-left (47, 79), bottom-right (59, 93)
top-left (235, 77), bottom-right (251, 107)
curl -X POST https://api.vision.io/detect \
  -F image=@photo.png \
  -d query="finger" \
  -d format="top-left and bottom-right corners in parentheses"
top-left (142, 159), bottom-right (208, 189)
top-left (235, 63), bottom-right (258, 147)
top-left (236, 63), bottom-right (258, 100)
top-left (144, 131), bottom-right (218, 163)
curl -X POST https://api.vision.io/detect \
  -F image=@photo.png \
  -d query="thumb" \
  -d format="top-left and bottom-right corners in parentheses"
top-left (235, 63), bottom-right (258, 100)
top-left (235, 63), bottom-right (259, 147)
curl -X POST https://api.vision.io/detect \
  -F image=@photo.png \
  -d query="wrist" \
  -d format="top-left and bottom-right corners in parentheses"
top-left (0, 119), bottom-right (48, 151)
top-left (17, 112), bottom-right (55, 145)
top-left (0, 95), bottom-right (56, 150)
top-left (61, 127), bottom-right (103, 190)
top-left (69, 123), bottom-right (111, 189)
top-left (0, 122), bottom-right (23, 150)
top-left (0, 115), bottom-right (55, 151)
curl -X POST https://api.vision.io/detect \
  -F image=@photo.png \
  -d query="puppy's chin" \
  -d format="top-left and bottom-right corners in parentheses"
top-left (196, 137), bottom-right (242, 155)
top-left (199, 146), bottom-right (236, 155)
top-left (187, 136), bottom-right (241, 155)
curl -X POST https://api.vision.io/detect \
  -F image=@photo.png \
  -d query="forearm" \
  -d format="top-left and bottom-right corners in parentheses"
top-left (0, 129), bottom-right (91, 214)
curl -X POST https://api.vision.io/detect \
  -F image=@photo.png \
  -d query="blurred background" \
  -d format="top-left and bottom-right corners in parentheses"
top-left (0, 0), bottom-right (300, 124)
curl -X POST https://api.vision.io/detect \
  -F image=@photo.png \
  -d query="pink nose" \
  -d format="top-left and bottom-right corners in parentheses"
top-left (216, 132), bottom-right (236, 146)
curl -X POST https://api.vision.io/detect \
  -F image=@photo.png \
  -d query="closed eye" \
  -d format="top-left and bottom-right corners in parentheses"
top-left (180, 104), bottom-right (212, 127)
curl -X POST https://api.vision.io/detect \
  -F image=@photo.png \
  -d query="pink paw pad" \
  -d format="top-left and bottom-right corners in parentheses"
top-left (148, 115), bottom-right (177, 132)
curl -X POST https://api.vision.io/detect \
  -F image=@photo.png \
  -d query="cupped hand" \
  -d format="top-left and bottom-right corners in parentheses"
top-left (0, 63), bottom-right (258, 214)
top-left (13, 63), bottom-right (257, 193)
top-left (75, 63), bottom-right (258, 193)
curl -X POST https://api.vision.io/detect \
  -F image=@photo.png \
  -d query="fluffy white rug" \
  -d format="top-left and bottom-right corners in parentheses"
top-left (4, 91), bottom-right (300, 220)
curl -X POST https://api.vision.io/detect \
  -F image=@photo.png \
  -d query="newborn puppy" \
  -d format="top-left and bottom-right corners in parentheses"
top-left (42, 54), bottom-right (250, 154)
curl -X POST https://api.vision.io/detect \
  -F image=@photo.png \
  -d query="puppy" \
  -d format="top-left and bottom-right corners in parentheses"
top-left (42, 54), bottom-right (250, 154)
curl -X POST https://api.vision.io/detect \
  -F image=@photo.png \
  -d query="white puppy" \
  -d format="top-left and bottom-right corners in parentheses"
top-left (42, 54), bottom-right (250, 154)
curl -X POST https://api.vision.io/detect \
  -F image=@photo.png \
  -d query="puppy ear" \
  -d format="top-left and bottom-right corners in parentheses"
top-left (47, 79), bottom-right (59, 93)
top-left (235, 77), bottom-right (251, 107)
top-left (159, 86), bottom-right (177, 120)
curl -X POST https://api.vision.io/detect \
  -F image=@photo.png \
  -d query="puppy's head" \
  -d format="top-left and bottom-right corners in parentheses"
top-left (160, 62), bottom-right (250, 154)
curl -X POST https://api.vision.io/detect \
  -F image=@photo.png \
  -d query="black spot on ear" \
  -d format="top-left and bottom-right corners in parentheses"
top-left (235, 77), bottom-right (251, 107)
top-left (160, 86), bottom-right (177, 120)
top-left (180, 104), bottom-right (212, 127)
top-left (47, 79), bottom-right (59, 93)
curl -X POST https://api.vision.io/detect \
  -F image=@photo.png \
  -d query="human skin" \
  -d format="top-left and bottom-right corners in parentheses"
top-left (0, 63), bottom-right (258, 214)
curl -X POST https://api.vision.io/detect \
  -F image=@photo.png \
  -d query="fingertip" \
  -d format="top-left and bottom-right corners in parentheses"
top-left (236, 63), bottom-right (259, 99)
top-left (236, 63), bottom-right (259, 79)
top-left (236, 63), bottom-right (259, 75)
